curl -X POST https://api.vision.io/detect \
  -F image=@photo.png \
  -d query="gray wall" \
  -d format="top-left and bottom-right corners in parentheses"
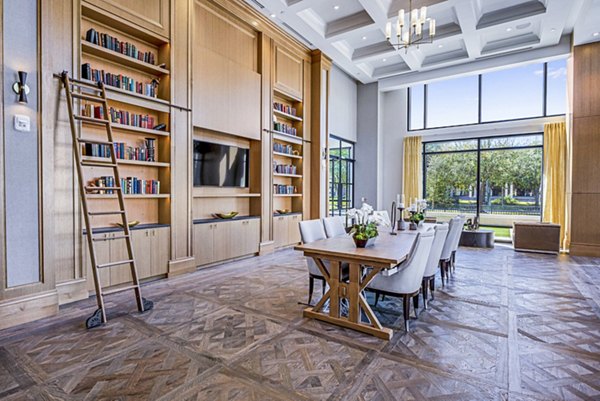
top-left (3, 0), bottom-right (40, 287)
top-left (329, 65), bottom-right (357, 142)
top-left (355, 82), bottom-right (379, 208)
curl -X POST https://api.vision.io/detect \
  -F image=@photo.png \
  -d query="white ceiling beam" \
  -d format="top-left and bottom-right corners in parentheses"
top-left (453, 0), bottom-right (481, 58)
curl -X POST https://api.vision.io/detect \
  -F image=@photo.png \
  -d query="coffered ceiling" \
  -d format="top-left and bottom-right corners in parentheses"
top-left (244, 0), bottom-right (600, 83)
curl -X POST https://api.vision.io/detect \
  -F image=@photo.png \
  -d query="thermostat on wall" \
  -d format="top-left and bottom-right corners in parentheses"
top-left (14, 114), bottom-right (30, 132)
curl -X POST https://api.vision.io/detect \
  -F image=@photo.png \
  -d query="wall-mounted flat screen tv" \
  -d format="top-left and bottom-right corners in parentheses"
top-left (193, 140), bottom-right (249, 188)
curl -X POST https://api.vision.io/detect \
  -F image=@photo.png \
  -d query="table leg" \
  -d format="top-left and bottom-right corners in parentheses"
top-left (329, 261), bottom-right (340, 318)
top-left (348, 263), bottom-right (360, 323)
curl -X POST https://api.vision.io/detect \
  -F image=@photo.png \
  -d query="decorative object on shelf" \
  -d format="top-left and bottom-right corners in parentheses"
top-left (276, 209), bottom-right (290, 214)
top-left (465, 216), bottom-right (479, 231)
top-left (385, 0), bottom-right (436, 53)
top-left (115, 220), bottom-right (140, 228)
top-left (408, 198), bottom-right (427, 230)
top-left (348, 203), bottom-right (389, 248)
top-left (214, 212), bottom-right (239, 219)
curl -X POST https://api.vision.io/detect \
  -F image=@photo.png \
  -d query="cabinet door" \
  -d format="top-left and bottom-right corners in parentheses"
top-left (228, 220), bottom-right (245, 259)
top-left (194, 223), bottom-right (214, 266)
top-left (245, 219), bottom-right (260, 255)
top-left (212, 222), bottom-right (232, 262)
top-left (84, 234), bottom-right (110, 292)
top-left (109, 233), bottom-right (133, 286)
top-left (273, 216), bottom-right (288, 248)
top-left (274, 46), bottom-right (303, 99)
top-left (131, 230), bottom-right (152, 280)
top-left (287, 215), bottom-right (302, 246)
top-left (151, 227), bottom-right (170, 277)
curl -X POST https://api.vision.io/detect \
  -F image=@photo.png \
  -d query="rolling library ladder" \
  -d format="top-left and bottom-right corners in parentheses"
top-left (59, 71), bottom-right (153, 329)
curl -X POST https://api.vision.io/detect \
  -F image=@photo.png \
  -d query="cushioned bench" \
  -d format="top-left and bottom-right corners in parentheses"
top-left (511, 222), bottom-right (561, 254)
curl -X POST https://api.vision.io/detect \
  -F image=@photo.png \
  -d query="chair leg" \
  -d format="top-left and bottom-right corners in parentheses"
top-left (430, 277), bottom-right (435, 300)
top-left (440, 260), bottom-right (446, 287)
top-left (374, 292), bottom-right (380, 307)
top-left (403, 294), bottom-right (410, 332)
top-left (422, 279), bottom-right (429, 310)
top-left (413, 294), bottom-right (420, 318)
top-left (451, 251), bottom-right (456, 273)
top-left (308, 277), bottom-right (314, 305)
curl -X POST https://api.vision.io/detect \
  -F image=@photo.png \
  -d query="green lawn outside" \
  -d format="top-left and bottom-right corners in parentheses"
top-left (480, 225), bottom-right (511, 238)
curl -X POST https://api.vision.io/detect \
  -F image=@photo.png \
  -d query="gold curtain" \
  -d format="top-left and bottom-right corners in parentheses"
top-left (403, 136), bottom-right (423, 204)
top-left (542, 121), bottom-right (569, 249)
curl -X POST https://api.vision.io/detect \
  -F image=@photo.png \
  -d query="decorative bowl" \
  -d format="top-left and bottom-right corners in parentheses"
top-left (276, 209), bottom-right (290, 214)
top-left (115, 220), bottom-right (140, 228)
top-left (214, 212), bottom-right (239, 219)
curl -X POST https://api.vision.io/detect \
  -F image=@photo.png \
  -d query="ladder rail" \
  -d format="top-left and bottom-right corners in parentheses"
top-left (59, 72), bottom-right (151, 327)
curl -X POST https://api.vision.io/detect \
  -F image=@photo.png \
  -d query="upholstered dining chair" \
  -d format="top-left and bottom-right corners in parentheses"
top-left (449, 215), bottom-right (466, 273)
top-left (322, 216), bottom-right (347, 238)
top-left (367, 230), bottom-right (434, 332)
top-left (439, 216), bottom-right (463, 286)
top-left (421, 223), bottom-right (449, 309)
top-left (299, 219), bottom-right (348, 304)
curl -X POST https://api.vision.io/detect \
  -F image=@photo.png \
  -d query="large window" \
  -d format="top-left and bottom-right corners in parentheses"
top-left (409, 59), bottom-right (567, 131)
top-left (329, 136), bottom-right (355, 216)
top-left (423, 134), bottom-right (543, 231)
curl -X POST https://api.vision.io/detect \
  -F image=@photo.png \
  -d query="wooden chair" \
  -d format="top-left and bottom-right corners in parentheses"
top-left (367, 230), bottom-right (434, 332)
top-left (322, 216), bottom-right (347, 238)
top-left (421, 223), bottom-right (448, 309)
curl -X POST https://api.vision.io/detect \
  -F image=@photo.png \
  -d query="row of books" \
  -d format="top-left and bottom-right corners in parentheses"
top-left (82, 138), bottom-right (157, 162)
top-left (273, 122), bottom-right (297, 136)
top-left (274, 164), bottom-right (298, 175)
top-left (81, 63), bottom-right (158, 98)
top-left (89, 176), bottom-right (161, 195)
top-left (85, 28), bottom-right (157, 65)
top-left (273, 102), bottom-right (297, 117)
top-left (82, 104), bottom-right (158, 129)
top-left (273, 184), bottom-right (297, 195)
top-left (273, 143), bottom-right (295, 155)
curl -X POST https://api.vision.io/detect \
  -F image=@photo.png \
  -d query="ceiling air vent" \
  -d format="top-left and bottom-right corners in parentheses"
top-left (247, 0), bottom-right (265, 9)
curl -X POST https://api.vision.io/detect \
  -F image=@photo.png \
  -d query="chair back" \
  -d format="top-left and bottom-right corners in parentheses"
top-left (368, 230), bottom-right (434, 295)
top-left (423, 223), bottom-right (449, 277)
top-left (440, 216), bottom-right (462, 260)
top-left (322, 216), bottom-right (347, 238)
top-left (299, 219), bottom-right (327, 276)
top-left (450, 215), bottom-right (466, 252)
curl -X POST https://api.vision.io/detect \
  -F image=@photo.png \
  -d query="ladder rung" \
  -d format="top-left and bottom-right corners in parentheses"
top-left (85, 186), bottom-right (121, 191)
top-left (71, 92), bottom-right (106, 103)
top-left (88, 210), bottom-right (125, 216)
top-left (74, 115), bottom-right (110, 125)
top-left (78, 138), bottom-right (113, 146)
top-left (81, 161), bottom-right (117, 168)
top-left (68, 77), bottom-right (103, 89)
top-left (92, 234), bottom-right (129, 242)
top-left (102, 284), bottom-right (139, 296)
top-left (97, 259), bottom-right (134, 269)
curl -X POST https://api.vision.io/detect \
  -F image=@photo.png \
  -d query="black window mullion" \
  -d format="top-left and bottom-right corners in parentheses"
top-left (543, 62), bottom-right (548, 117)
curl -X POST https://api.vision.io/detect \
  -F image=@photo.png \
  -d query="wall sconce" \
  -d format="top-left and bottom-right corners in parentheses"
top-left (12, 71), bottom-right (30, 104)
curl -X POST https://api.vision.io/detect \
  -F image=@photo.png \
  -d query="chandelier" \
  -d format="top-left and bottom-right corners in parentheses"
top-left (385, 0), bottom-right (436, 51)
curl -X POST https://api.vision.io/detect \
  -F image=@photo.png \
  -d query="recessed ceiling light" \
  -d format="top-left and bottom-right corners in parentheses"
top-left (334, 5), bottom-right (340, 10)
top-left (438, 44), bottom-right (443, 48)
top-left (594, 32), bottom-right (600, 37)
top-left (506, 27), bottom-right (512, 32)
top-left (270, 13), bottom-right (276, 18)
top-left (551, 28), bottom-right (556, 32)
top-left (382, 58), bottom-right (387, 62)
top-left (362, 36), bottom-right (367, 40)
top-left (252, 21), bottom-right (258, 27)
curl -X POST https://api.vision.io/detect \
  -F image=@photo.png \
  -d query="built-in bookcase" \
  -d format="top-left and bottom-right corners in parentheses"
top-left (79, 2), bottom-right (171, 228)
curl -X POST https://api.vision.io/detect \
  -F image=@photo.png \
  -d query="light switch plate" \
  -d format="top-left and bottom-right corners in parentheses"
top-left (14, 114), bottom-right (31, 132)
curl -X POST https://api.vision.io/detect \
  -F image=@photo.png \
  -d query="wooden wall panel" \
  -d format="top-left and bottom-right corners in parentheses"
top-left (571, 42), bottom-right (600, 256)
top-left (274, 46), bottom-right (303, 99)
top-left (82, 0), bottom-right (170, 38)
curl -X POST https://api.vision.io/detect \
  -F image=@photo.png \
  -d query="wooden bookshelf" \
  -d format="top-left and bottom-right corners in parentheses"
top-left (80, 4), bottom-right (171, 229)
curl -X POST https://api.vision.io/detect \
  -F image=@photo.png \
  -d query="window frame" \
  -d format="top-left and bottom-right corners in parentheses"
top-left (422, 133), bottom-right (544, 223)
top-left (408, 60), bottom-right (567, 132)
top-left (328, 135), bottom-right (356, 216)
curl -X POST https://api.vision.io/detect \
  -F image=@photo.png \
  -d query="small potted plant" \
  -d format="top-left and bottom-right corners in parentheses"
top-left (408, 199), bottom-right (427, 230)
top-left (347, 203), bottom-right (387, 247)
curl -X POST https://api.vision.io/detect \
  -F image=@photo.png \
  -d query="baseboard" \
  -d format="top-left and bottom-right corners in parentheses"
top-left (259, 241), bottom-right (275, 255)
top-left (56, 279), bottom-right (89, 305)
top-left (514, 247), bottom-right (559, 255)
top-left (570, 243), bottom-right (600, 257)
top-left (0, 291), bottom-right (59, 330)
top-left (167, 257), bottom-right (197, 277)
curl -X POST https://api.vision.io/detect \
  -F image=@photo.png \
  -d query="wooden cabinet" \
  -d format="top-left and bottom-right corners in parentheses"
top-left (193, 218), bottom-right (260, 267)
top-left (82, 0), bottom-right (170, 39)
top-left (84, 226), bottom-right (170, 292)
top-left (274, 46), bottom-right (303, 100)
top-left (274, 214), bottom-right (302, 249)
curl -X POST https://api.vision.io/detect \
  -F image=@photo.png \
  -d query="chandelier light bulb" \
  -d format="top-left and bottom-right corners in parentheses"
top-left (385, 22), bottom-right (392, 40)
top-left (386, 1), bottom-right (435, 51)
top-left (430, 18), bottom-right (436, 36)
top-left (411, 9), bottom-right (418, 26)
top-left (420, 6), bottom-right (427, 23)
top-left (399, 9), bottom-right (405, 27)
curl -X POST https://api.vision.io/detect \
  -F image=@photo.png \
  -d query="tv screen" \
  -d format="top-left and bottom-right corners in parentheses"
top-left (193, 140), bottom-right (249, 187)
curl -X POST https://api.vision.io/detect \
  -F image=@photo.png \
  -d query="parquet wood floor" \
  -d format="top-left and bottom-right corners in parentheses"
top-left (1, 246), bottom-right (600, 400)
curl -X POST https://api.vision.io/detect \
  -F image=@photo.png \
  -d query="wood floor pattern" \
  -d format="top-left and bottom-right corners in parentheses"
top-left (1, 246), bottom-right (600, 400)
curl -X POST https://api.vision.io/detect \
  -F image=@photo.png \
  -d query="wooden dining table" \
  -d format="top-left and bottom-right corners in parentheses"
top-left (294, 229), bottom-right (422, 340)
